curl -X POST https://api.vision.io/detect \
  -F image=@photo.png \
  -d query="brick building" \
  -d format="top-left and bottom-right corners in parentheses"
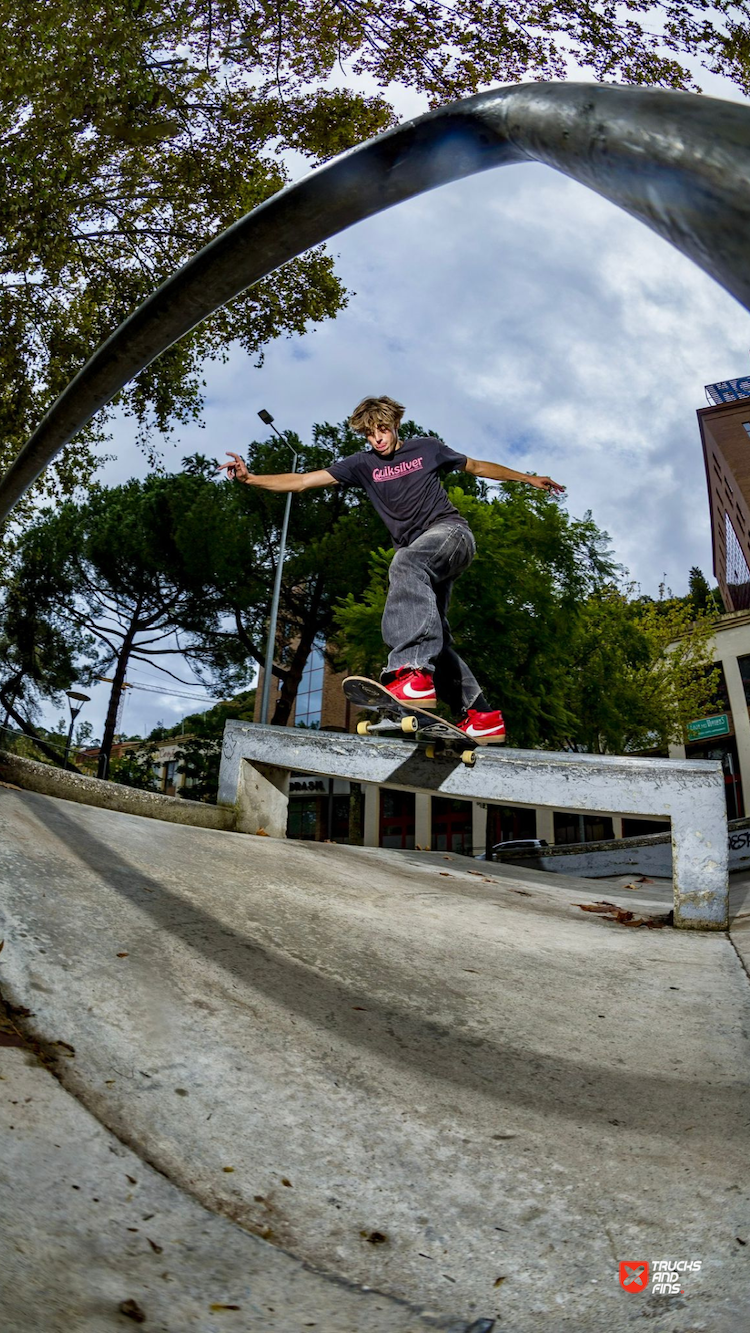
top-left (698, 373), bottom-right (750, 611)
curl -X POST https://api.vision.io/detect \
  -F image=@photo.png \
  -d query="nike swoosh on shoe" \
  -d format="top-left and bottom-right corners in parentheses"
top-left (402, 681), bottom-right (436, 699)
top-left (464, 723), bottom-right (504, 737)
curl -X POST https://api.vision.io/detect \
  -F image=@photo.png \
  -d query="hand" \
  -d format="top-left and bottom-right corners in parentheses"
top-left (216, 451), bottom-right (250, 483)
top-left (529, 475), bottom-right (565, 496)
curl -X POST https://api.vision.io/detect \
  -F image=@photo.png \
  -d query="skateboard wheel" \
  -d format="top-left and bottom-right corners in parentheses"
top-left (401, 715), bottom-right (419, 733)
top-left (461, 749), bottom-right (476, 766)
top-left (425, 744), bottom-right (436, 759)
top-left (357, 720), bottom-right (372, 736)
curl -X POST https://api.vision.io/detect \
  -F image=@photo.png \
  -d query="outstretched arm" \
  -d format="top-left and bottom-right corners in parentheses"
top-left (216, 452), bottom-right (338, 492)
top-left (464, 456), bottom-right (564, 495)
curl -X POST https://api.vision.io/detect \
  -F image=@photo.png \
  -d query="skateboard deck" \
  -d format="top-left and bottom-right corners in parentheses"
top-left (343, 675), bottom-right (478, 766)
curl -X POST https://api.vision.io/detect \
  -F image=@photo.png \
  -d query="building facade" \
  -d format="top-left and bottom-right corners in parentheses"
top-left (698, 378), bottom-right (750, 611)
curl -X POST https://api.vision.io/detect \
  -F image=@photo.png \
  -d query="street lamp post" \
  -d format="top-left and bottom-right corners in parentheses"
top-left (64, 690), bottom-right (90, 768)
top-left (257, 409), bottom-right (298, 725)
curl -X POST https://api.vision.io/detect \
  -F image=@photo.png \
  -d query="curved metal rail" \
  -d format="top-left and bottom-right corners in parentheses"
top-left (2, 80), bottom-right (750, 521)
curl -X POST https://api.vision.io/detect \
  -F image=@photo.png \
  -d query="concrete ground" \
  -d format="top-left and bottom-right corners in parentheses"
top-left (1, 786), bottom-right (749, 1332)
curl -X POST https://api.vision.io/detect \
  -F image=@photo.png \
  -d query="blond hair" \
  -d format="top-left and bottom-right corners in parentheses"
top-left (348, 395), bottom-right (405, 438)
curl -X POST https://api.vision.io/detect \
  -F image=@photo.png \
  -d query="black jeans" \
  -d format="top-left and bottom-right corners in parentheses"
top-left (381, 521), bottom-right (481, 713)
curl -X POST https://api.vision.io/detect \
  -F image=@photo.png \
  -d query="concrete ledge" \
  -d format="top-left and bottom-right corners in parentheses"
top-left (218, 723), bottom-right (729, 930)
top-left (0, 751), bottom-right (237, 832)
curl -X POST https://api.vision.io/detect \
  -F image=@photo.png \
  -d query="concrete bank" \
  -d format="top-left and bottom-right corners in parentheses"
top-left (0, 1025), bottom-right (466, 1333)
top-left (0, 749), bottom-right (236, 832)
top-left (1, 787), bottom-right (749, 1332)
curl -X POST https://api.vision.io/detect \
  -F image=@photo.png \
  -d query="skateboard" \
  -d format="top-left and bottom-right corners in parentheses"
top-left (343, 675), bottom-right (478, 767)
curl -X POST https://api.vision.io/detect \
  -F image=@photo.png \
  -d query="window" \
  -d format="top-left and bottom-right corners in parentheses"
top-left (622, 817), bottom-right (670, 838)
top-left (553, 813), bottom-right (614, 845)
top-left (738, 655), bottom-right (750, 706)
top-left (742, 422), bottom-right (750, 438)
top-left (725, 512), bottom-right (750, 609)
top-left (487, 804), bottom-right (537, 845)
top-left (379, 789), bottom-right (415, 849)
top-left (295, 642), bottom-right (325, 728)
top-left (432, 797), bottom-right (473, 854)
top-left (288, 798), bottom-right (319, 839)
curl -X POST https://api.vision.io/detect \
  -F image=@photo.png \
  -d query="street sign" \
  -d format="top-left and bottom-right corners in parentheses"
top-left (686, 713), bottom-right (730, 741)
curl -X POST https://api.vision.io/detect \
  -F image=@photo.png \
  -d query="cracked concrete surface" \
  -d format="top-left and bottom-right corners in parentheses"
top-left (1, 787), bottom-right (749, 1331)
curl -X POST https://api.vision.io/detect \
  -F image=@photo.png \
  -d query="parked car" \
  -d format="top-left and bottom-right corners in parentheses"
top-left (475, 838), bottom-right (549, 861)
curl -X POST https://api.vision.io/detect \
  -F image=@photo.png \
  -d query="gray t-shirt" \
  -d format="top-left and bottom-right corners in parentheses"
top-left (327, 437), bottom-right (469, 549)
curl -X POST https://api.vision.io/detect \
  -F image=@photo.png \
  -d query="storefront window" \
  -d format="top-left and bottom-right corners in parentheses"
top-left (553, 813), bottom-right (614, 845)
top-left (379, 789), bottom-right (415, 849)
top-left (487, 804), bottom-right (537, 846)
top-left (432, 797), bottom-right (472, 854)
top-left (288, 798), bottom-right (319, 839)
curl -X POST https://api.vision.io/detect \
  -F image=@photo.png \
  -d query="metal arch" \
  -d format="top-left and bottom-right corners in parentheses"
top-left (2, 79), bottom-right (750, 522)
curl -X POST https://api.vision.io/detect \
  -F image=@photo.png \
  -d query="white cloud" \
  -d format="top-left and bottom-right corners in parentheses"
top-left (50, 77), bottom-right (750, 736)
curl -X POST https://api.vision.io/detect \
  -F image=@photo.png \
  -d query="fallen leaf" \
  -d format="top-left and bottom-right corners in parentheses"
top-left (0, 1027), bottom-right (28, 1049)
top-left (575, 901), bottom-right (673, 929)
top-left (210, 1306), bottom-right (241, 1313)
top-left (53, 1040), bottom-right (75, 1056)
top-left (255, 828), bottom-right (269, 837)
top-left (147, 1237), bottom-right (163, 1254)
top-left (494, 1275), bottom-right (508, 1287)
top-left (116, 952), bottom-right (129, 958)
top-left (118, 1299), bottom-right (146, 1323)
top-left (126, 1175), bottom-right (137, 1185)
top-left (222, 1166), bottom-right (234, 1173)
top-left (0, 940), bottom-right (4, 953)
top-left (281, 1178), bottom-right (292, 1187)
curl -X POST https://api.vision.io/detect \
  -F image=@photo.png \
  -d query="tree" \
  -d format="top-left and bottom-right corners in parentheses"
top-left (158, 689), bottom-right (258, 802)
top-left (564, 586), bottom-right (720, 753)
top-left (0, 2), bottom-right (386, 515)
top-left (215, 420), bottom-right (487, 724)
top-left (3, 1), bottom-right (748, 522)
top-left (5, 471), bottom-right (253, 777)
top-left (334, 483), bottom-right (617, 746)
top-left (0, 519), bottom-right (96, 767)
top-left (333, 484), bottom-right (722, 751)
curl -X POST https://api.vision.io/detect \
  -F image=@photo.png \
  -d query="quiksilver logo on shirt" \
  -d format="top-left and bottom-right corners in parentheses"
top-left (372, 458), bottom-right (424, 482)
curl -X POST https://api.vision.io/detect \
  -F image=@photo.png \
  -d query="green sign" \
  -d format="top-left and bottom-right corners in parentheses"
top-left (686, 713), bottom-right (730, 741)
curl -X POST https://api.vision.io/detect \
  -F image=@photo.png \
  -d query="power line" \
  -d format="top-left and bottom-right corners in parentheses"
top-left (96, 676), bottom-right (222, 704)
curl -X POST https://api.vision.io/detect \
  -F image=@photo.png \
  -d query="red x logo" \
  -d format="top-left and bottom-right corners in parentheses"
top-left (619, 1261), bottom-right (649, 1292)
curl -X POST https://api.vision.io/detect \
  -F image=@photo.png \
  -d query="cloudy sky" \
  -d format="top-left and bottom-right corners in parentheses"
top-left (55, 68), bottom-right (750, 740)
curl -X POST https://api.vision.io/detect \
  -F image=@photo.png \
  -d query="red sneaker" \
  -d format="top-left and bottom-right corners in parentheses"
top-left (457, 708), bottom-right (506, 744)
top-left (383, 667), bottom-right (437, 708)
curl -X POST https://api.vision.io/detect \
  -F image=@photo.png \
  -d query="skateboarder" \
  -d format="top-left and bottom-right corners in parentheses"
top-left (218, 395), bottom-right (563, 741)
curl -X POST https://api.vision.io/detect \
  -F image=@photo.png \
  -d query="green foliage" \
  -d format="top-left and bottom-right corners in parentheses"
top-left (158, 690), bottom-right (257, 741)
top-left (565, 586), bottom-right (720, 752)
top-left (173, 736), bottom-right (222, 802)
top-left (334, 485), bottom-right (722, 752)
top-left (222, 420), bottom-right (406, 723)
top-left (108, 746), bottom-right (159, 791)
top-left (2, 470), bottom-right (248, 771)
top-left (3, 1), bottom-right (748, 529)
